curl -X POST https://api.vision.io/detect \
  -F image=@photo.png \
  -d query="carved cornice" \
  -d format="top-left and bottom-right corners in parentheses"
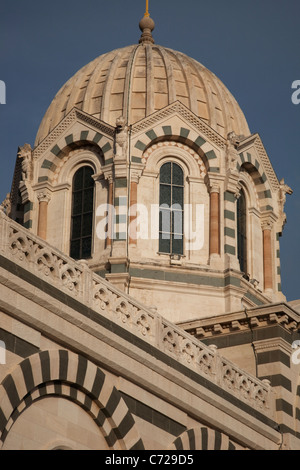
top-left (253, 337), bottom-right (292, 356)
top-left (179, 305), bottom-right (299, 340)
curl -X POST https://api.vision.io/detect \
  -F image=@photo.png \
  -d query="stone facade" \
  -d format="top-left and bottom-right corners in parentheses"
top-left (1, 210), bottom-right (298, 450)
top-left (0, 14), bottom-right (299, 450)
top-left (7, 103), bottom-right (289, 324)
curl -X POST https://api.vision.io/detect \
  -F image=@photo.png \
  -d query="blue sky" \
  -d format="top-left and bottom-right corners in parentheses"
top-left (1, 0), bottom-right (299, 301)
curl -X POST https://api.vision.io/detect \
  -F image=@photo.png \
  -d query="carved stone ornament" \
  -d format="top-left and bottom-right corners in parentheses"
top-left (17, 143), bottom-right (33, 181)
top-left (279, 178), bottom-right (293, 207)
top-left (115, 116), bottom-right (128, 161)
top-left (226, 131), bottom-right (241, 173)
top-left (234, 182), bottom-right (243, 200)
top-left (209, 183), bottom-right (220, 194)
top-left (8, 226), bottom-right (82, 294)
top-left (278, 178), bottom-right (293, 230)
top-left (261, 217), bottom-right (274, 231)
top-left (37, 191), bottom-right (51, 204)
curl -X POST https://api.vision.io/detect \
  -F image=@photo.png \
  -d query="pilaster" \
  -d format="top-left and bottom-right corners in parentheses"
top-left (37, 190), bottom-right (51, 240)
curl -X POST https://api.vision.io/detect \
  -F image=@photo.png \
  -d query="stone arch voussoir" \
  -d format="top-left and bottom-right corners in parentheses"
top-left (38, 126), bottom-right (113, 183)
top-left (237, 152), bottom-right (273, 212)
top-left (132, 125), bottom-right (220, 174)
top-left (0, 349), bottom-right (144, 450)
top-left (169, 426), bottom-right (237, 450)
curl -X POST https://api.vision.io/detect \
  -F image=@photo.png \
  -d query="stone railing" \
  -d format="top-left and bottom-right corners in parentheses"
top-left (0, 210), bottom-right (276, 418)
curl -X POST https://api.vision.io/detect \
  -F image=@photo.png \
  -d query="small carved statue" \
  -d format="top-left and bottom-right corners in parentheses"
top-left (18, 143), bottom-right (33, 181)
top-left (278, 178), bottom-right (293, 231)
top-left (115, 116), bottom-right (128, 160)
top-left (226, 131), bottom-right (240, 172)
top-left (279, 178), bottom-right (293, 208)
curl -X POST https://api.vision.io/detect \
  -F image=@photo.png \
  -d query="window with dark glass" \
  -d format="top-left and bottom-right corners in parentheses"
top-left (237, 189), bottom-right (247, 275)
top-left (159, 162), bottom-right (184, 255)
top-left (70, 166), bottom-right (94, 260)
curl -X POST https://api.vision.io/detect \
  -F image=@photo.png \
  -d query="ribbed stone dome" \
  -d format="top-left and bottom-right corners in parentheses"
top-left (35, 42), bottom-right (250, 146)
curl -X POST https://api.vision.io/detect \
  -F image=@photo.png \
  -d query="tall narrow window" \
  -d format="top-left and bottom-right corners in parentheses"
top-left (237, 189), bottom-right (247, 275)
top-left (159, 162), bottom-right (184, 255)
top-left (70, 166), bottom-right (94, 260)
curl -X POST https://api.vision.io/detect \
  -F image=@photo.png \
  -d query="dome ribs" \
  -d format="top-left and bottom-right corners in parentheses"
top-left (176, 51), bottom-right (201, 116)
top-left (191, 61), bottom-right (218, 135)
top-left (145, 44), bottom-right (155, 116)
top-left (82, 50), bottom-right (115, 118)
top-left (130, 45), bottom-right (148, 123)
top-left (101, 50), bottom-right (123, 124)
top-left (165, 48), bottom-right (190, 110)
top-left (123, 46), bottom-right (140, 125)
top-left (155, 46), bottom-right (177, 106)
top-left (35, 45), bottom-right (250, 143)
top-left (64, 60), bottom-right (96, 116)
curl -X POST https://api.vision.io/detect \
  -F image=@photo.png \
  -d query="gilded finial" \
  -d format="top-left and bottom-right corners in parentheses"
top-left (144, 0), bottom-right (150, 17)
top-left (139, 0), bottom-right (155, 44)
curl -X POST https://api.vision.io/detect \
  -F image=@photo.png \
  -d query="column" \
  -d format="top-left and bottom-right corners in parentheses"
top-left (209, 184), bottom-right (220, 256)
top-left (106, 177), bottom-right (114, 248)
top-left (37, 191), bottom-right (51, 240)
top-left (261, 218), bottom-right (274, 291)
top-left (129, 174), bottom-right (138, 245)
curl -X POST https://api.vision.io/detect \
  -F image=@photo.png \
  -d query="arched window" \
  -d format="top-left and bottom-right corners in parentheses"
top-left (70, 166), bottom-right (95, 260)
top-left (237, 188), bottom-right (247, 275)
top-left (159, 162), bottom-right (184, 255)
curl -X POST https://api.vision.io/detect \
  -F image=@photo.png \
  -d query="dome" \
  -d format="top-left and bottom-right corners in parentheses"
top-left (35, 29), bottom-right (250, 146)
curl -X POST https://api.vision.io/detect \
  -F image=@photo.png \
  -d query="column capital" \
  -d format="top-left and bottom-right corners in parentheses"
top-left (224, 171), bottom-right (240, 196)
top-left (130, 162), bottom-right (144, 184)
top-left (101, 164), bottom-right (114, 184)
top-left (234, 183), bottom-right (243, 200)
top-left (106, 174), bottom-right (114, 185)
top-left (209, 183), bottom-right (220, 194)
top-left (131, 171), bottom-right (141, 184)
top-left (37, 190), bottom-right (51, 204)
top-left (261, 212), bottom-right (277, 231)
top-left (261, 219), bottom-right (273, 231)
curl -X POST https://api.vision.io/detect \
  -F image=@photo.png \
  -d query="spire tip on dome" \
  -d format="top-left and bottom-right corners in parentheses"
top-left (139, 0), bottom-right (155, 44)
top-left (145, 0), bottom-right (150, 17)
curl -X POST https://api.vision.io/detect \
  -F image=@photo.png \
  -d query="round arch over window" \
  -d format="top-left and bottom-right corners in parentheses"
top-left (70, 166), bottom-right (95, 260)
top-left (159, 162), bottom-right (184, 255)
